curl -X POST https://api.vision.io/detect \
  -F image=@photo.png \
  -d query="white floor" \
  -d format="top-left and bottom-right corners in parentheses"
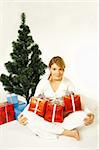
top-left (0, 95), bottom-right (98, 150)
top-left (0, 119), bottom-right (97, 150)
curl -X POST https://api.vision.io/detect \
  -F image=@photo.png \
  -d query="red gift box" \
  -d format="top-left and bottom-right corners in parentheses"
top-left (28, 97), bottom-right (47, 117)
top-left (0, 102), bottom-right (15, 125)
top-left (63, 94), bottom-right (82, 113)
top-left (44, 100), bottom-right (64, 123)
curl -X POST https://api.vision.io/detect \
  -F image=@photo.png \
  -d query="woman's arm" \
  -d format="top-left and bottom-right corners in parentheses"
top-left (17, 104), bottom-right (29, 125)
top-left (81, 99), bottom-right (94, 126)
top-left (18, 79), bottom-right (45, 125)
top-left (66, 78), bottom-right (94, 126)
top-left (34, 78), bottom-right (45, 97)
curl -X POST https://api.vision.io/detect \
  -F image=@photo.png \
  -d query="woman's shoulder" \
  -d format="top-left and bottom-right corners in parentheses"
top-left (63, 76), bottom-right (73, 84)
top-left (38, 75), bottom-right (49, 85)
top-left (63, 76), bottom-right (75, 92)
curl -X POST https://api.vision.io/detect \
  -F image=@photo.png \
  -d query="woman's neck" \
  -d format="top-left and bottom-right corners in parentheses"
top-left (49, 76), bottom-right (63, 82)
top-left (49, 76), bottom-right (63, 93)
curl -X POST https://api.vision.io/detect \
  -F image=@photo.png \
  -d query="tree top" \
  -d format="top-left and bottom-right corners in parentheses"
top-left (21, 12), bottom-right (26, 25)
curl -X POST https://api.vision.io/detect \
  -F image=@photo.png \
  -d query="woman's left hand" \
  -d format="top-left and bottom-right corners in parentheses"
top-left (84, 113), bottom-right (94, 126)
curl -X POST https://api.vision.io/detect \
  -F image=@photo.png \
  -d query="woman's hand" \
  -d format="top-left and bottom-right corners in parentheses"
top-left (84, 113), bottom-right (94, 126)
top-left (18, 114), bottom-right (28, 125)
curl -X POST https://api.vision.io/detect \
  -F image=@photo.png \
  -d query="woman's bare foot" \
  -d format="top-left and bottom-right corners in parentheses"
top-left (60, 129), bottom-right (80, 140)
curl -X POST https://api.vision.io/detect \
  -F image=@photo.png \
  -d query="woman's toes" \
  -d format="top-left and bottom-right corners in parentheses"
top-left (73, 129), bottom-right (80, 140)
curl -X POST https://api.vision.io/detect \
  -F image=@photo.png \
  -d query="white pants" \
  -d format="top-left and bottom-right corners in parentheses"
top-left (20, 106), bottom-right (88, 139)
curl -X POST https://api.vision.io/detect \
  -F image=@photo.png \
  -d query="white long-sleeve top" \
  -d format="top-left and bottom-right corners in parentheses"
top-left (34, 76), bottom-right (75, 98)
top-left (24, 75), bottom-right (91, 114)
top-left (20, 76), bottom-right (92, 139)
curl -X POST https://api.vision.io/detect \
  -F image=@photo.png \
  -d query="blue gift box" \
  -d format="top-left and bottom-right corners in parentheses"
top-left (7, 93), bottom-right (18, 104)
top-left (14, 102), bottom-right (27, 119)
top-left (16, 101), bottom-right (27, 111)
top-left (6, 94), bottom-right (27, 119)
top-left (14, 109), bottom-right (22, 119)
top-left (14, 102), bottom-right (26, 109)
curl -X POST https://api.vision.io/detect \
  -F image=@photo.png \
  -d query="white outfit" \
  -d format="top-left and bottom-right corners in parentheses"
top-left (34, 76), bottom-right (75, 98)
top-left (19, 76), bottom-right (91, 139)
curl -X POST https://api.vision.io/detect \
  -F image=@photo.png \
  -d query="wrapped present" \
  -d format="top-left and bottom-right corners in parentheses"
top-left (14, 101), bottom-right (27, 119)
top-left (0, 102), bottom-right (15, 125)
top-left (17, 101), bottom-right (27, 111)
top-left (7, 93), bottom-right (18, 104)
top-left (14, 101), bottom-right (27, 111)
top-left (6, 93), bottom-right (27, 119)
top-left (14, 109), bottom-right (22, 119)
top-left (63, 94), bottom-right (82, 113)
top-left (28, 97), bottom-right (47, 117)
top-left (44, 99), bottom-right (64, 123)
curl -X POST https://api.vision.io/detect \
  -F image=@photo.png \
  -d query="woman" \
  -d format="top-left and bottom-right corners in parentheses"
top-left (18, 56), bottom-right (94, 140)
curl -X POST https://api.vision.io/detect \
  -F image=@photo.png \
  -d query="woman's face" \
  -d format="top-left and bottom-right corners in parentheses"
top-left (49, 63), bottom-right (64, 81)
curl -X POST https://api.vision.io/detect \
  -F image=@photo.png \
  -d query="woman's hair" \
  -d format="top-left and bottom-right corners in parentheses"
top-left (48, 56), bottom-right (66, 71)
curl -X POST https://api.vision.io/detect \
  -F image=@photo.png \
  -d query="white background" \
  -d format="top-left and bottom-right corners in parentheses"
top-left (0, 0), bottom-right (98, 149)
top-left (0, 0), bottom-right (98, 102)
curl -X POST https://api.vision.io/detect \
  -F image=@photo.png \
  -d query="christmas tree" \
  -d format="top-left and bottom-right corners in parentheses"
top-left (0, 12), bottom-right (47, 104)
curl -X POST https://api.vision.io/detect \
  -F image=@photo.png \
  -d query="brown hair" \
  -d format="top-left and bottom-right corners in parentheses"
top-left (48, 56), bottom-right (66, 71)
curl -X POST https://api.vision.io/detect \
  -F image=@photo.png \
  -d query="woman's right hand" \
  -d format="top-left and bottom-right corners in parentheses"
top-left (18, 114), bottom-right (28, 125)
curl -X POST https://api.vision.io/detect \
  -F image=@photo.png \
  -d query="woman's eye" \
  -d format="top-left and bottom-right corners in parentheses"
top-left (52, 68), bottom-right (62, 71)
top-left (53, 68), bottom-right (56, 70)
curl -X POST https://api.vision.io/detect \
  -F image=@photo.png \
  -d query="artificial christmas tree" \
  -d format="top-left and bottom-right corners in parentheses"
top-left (0, 12), bottom-right (47, 104)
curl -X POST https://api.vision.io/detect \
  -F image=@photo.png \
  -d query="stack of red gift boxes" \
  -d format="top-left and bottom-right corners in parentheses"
top-left (0, 94), bottom-right (27, 125)
top-left (0, 92), bottom-right (82, 125)
top-left (44, 99), bottom-right (64, 123)
top-left (63, 94), bottom-right (82, 113)
top-left (28, 93), bottom-right (82, 123)
top-left (0, 102), bottom-right (15, 125)
top-left (28, 97), bottom-right (47, 117)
